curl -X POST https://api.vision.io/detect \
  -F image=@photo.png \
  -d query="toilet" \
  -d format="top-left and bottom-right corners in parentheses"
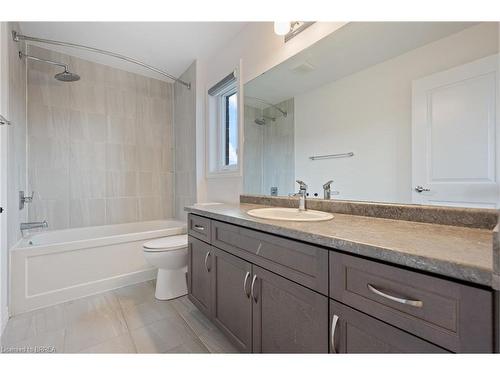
top-left (142, 234), bottom-right (188, 300)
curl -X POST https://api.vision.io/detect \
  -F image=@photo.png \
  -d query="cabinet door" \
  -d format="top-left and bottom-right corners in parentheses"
top-left (212, 248), bottom-right (252, 352)
top-left (188, 236), bottom-right (212, 317)
top-left (329, 300), bottom-right (448, 353)
top-left (252, 266), bottom-right (328, 353)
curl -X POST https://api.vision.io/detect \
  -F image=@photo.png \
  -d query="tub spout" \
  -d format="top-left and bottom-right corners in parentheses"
top-left (20, 221), bottom-right (48, 232)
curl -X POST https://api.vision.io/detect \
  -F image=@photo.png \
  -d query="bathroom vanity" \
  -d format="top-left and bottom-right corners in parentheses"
top-left (185, 199), bottom-right (499, 353)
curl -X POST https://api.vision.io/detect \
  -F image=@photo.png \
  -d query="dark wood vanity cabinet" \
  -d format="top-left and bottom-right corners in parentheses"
top-left (329, 300), bottom-right (448, 353)
top-left (211, 247), bottom-right (253, 352)
top-left (187, 214), bottom-right (495, 354)
top-left (187, 236), bottom-right (213, 317)
top-left (252, 265), bottom-right (328, 353)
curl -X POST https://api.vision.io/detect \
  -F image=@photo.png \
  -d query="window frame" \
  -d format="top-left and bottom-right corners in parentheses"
top-left (206, 66), bottom-right (242, 179)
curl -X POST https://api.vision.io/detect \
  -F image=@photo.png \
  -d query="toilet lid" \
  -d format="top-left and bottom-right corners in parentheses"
top-left (143, 234), bottom-right (188, 252)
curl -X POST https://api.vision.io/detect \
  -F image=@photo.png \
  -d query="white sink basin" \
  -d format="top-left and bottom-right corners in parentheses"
top-left (246, 207), bottom-right (333, 222)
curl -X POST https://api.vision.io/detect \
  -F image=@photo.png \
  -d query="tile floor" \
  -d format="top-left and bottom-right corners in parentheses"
top-left (0, 281), bottom-right (239, 353)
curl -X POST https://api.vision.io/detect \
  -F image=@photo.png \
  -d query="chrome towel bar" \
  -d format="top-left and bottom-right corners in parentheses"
top-left (309, 152), bottom-right (354, 161)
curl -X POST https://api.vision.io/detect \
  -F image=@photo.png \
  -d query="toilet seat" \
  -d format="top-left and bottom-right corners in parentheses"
top-left (143, 234), bottom-right (188, 252)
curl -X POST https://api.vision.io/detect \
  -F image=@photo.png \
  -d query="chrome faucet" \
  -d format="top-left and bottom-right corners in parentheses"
top-left (323, 180), bottom-right (334, 200)
top-left (295, 180), bottom-right (308, 211)
top-left (20, 221), bottom-right (48, 232)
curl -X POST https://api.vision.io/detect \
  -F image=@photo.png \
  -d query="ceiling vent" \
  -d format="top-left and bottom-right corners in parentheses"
top-left (290, 61), bottom-right (315, 74)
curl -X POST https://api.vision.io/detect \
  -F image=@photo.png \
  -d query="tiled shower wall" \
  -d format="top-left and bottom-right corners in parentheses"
top-left (27, 46), bottom-right (174, 229)
top-left (173, 62), bottom-right (197, 220)
top-left (6, 22), bottom-right (27, 248)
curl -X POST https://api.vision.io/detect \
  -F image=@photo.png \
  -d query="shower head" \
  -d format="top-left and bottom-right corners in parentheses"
top-left (254, 115), bottom-right (276, 126)
top-left (54, 70), bottom-right (80, 82)
top-left (19, 51), bottom-right (80, 82)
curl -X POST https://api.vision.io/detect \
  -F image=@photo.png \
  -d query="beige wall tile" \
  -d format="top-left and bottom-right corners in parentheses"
top-left (27, 46), bottom-right (175, 229)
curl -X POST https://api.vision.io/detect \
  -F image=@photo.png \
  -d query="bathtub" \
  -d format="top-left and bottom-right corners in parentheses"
top-left (10, 220), bottom-right (186, 315)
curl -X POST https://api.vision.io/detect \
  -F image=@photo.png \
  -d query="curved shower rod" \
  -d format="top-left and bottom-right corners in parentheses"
top-left (12, 30), bottom-right (191, 89)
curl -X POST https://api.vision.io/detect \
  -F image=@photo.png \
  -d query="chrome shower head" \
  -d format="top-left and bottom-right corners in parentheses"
top-left (19, 52), bottom-right (80, 82)
top-left (54, 69), bottom-right (80, 82)
top-left (254, 115), bottom-right (276, 126)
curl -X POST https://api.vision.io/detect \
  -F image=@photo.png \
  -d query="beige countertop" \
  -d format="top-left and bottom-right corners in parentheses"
top-left (185, 203), bottom-right (495, 288)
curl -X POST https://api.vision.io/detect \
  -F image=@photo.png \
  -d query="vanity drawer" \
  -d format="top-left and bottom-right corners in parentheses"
top-left (330, 252), bottom-right (493, 353)
top-left (188, 214), bottom-right (211, 243)
top-left (211, 220), bottom-right (328, 295)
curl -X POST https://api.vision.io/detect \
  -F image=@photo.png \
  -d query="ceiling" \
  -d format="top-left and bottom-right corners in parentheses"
top-left (18, 22), bottom-right (249, 81)
top-left (245, 22), bottom-right (480, 105)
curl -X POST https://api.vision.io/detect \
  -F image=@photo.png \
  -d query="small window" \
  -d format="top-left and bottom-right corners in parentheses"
top-left (222, 90), bottom-right (238, 168)
top-left (206, 69), bottom-right (240, 177)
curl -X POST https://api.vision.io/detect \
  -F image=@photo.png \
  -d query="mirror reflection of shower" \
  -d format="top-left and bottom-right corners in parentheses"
top-left (245, 96), bottom-right (288, 125)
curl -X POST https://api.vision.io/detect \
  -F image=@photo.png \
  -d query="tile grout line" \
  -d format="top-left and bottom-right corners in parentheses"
top-left (170, 297), bottom-right (211, 353)
top-left (114, 291), bottom-right (139, 354)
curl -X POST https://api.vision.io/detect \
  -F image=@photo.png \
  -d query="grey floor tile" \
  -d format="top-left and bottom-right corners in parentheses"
top-left (113, 281), bottom-right (156, 310)
top-left (63, 290), bottom-right (121, 326)
top-left (167, 339), bottom-right (209, 353)
top-left (130, 314), bottom-right (207, 353)
top-left (122, 299), bottom-right (179, 330)
top-left (64, 308), bottom-right (128, 353)
top-left (1, 328), bottom-right (65, 354)
top-left (1, 304), bottom-right (66, 346)
top-left (79, 333), bottom-right (136, 353)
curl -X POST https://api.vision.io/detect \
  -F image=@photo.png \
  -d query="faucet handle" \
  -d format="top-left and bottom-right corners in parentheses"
top-left (323, 180), bottom-right (334, 189)
top-left (296, 180), bottom-right (308, 190)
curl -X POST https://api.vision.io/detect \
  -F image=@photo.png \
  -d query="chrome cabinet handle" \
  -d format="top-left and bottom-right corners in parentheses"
top-left (414, 186), bottom-right (430, 193)
top-left (194, 224), bottom-right (205, 231)
top-left (250, 275), bottom-right (258, 302)
top-left (204, 251), bottom-right (211, 272)
top-left (243, 272), bottom-right (251, 298)
top-left (367, 284), bottom-right (423, 307)
top-left (331, 314), bottom-right (339, 353)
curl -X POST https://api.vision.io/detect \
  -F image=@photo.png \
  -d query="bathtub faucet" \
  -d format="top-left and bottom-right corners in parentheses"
top-left (20, 221), bottom-right (48, 232)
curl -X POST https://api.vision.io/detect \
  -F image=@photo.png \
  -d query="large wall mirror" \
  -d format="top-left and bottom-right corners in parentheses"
top-left (243, 22), bottom-right (500, 208)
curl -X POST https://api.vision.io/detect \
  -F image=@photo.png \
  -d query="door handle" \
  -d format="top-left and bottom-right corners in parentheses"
top-left (204, 251), bottom-right (211, 272)
top-left (331, 314), bottom-right (339, 353)
top-left (367, 284), bottom-right (423, 307)
top-left (414, 185), bottom-right (430, 193)
top-left (243, 271), bottom-right (251, 298)
top-left (250, 275), bottom-right (258, 303)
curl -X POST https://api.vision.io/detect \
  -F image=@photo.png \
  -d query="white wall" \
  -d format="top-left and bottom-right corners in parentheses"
top-left (1, 22), bottom-right (27, 334)
top-left (294, 23), bottom-right (499, 203)
top-left (198, 22), bottom-right (346, 203)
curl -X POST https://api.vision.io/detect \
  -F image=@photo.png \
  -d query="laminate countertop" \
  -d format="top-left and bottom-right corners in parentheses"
top-left (185, 203), bottom-right (497, 289)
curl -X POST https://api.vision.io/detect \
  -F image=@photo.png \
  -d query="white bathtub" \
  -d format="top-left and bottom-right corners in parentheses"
top-left (10, 220), bottom-right (186, 315)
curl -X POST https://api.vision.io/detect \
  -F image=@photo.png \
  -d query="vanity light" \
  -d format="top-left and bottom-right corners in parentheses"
top-left (274, 22), bottom-right (291, 36)
top-left (274, 22), bottom-right (316, 42)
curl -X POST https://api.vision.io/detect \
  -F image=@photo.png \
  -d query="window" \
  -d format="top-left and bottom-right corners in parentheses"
top-left (207, 69), bottom-right (240, 177)
top-left (222, 89), bottom-right (238, 168)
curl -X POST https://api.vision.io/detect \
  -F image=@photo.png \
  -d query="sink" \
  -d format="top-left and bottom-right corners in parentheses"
top-left (246, 207), bottom-right (333, 222)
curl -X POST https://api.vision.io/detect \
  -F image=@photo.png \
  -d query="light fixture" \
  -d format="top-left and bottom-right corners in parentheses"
top-left (274, 21), bottom-right (315, 42)
top-left (274, 22), bottom-right (291, 36)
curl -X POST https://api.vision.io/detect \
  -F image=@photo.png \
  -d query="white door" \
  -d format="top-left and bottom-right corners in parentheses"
top-left (0, 22), bottom-right (10, 330)
top-left (412, 54), bottom-right (499, 208)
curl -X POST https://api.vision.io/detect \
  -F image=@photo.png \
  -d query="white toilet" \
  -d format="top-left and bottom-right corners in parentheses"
top-left (142, 234), bottom-right (188, 300)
